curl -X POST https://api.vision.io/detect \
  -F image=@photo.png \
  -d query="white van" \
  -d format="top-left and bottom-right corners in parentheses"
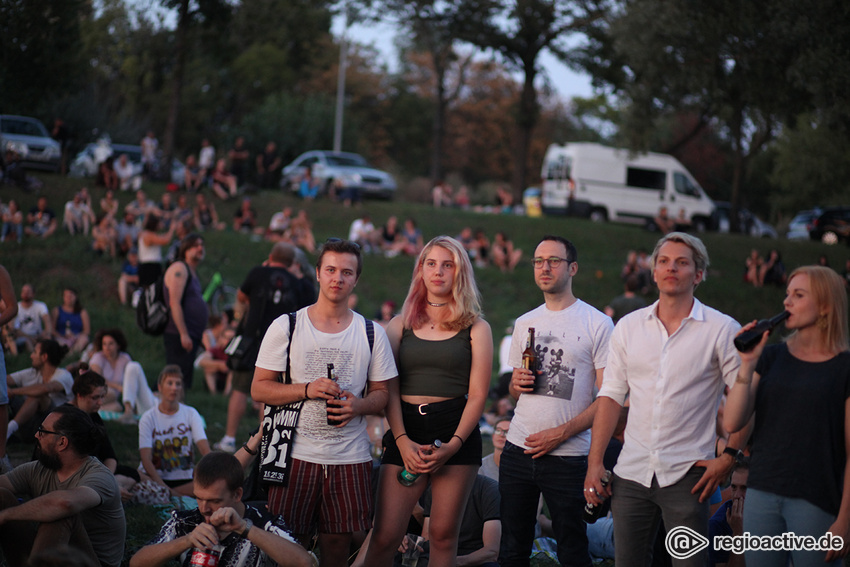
top-left (540, 142), bottom-right (715, 231)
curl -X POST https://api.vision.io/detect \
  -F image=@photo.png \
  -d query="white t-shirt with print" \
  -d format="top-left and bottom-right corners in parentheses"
top-left (255, 307), bottom-right (398, 465)
top-left (138, 404), bottom-right (207, 482)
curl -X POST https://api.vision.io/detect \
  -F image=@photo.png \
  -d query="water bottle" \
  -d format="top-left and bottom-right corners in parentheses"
top-left (734, 311), bottom-right (789, 352)
top-left (397, 440), bottom-right (441, 486)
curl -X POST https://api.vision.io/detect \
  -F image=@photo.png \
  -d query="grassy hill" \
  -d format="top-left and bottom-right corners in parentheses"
top-left (1, 172), bottom-right (843, 564)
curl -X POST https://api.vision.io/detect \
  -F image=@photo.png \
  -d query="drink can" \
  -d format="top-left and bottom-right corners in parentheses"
top-left (190, 546), bottom-right (222, 567)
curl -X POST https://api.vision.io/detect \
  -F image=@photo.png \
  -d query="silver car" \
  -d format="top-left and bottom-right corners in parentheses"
top-left (281, 150), bottom-right (397, 199)
top-left (0, 115), bottom-right (61, 172)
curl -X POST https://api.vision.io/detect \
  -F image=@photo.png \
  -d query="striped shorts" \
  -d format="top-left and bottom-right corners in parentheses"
top-left (267, 458), bottom-right (373, 535)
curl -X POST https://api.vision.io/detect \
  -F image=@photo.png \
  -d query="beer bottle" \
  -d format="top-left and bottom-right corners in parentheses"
top-left (326, 363), bottom-right (339, 426)
top-left (397, 440), bottom-right (442, 486)
top-left (521, 327), bottom-right (537, 384)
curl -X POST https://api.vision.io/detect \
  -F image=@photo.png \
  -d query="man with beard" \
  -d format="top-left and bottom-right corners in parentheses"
top-left (0, 405), bottom-right (125, 567)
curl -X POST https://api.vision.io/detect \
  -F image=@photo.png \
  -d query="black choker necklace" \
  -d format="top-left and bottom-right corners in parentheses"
top-left (427, 301), bottom-right (448, 307)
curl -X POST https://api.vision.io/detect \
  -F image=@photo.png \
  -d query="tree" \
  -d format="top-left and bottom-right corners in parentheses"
top-left (0, 0), bottom-right (89, 115)
top-left (375, 0), bottom-right (496, 184)
top-left (471, 0), bottom-right (610, 198)
top-left (587, 0), bottom-right (807, 229)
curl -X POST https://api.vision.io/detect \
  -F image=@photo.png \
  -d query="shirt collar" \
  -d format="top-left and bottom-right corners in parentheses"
top-left (645, 297), bottom-right (706, 322)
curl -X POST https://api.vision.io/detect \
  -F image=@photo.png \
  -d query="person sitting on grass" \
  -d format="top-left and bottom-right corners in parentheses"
top-left (6, 339), bottom-right (72, 442)
top-left (139, 365), bottom-right (211, 497)
top-left (89, 328), bottom-right (157, 424)
top-left (130, 451), bottom-right (313, 567)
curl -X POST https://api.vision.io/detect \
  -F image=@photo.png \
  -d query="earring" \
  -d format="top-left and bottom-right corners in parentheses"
top-left (818, 314), bottom-right (828, 330)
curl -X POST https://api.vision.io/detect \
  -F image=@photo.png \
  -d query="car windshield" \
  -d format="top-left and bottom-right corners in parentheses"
top-left (326, 154), bottom-right (367, 167)
top-left (1, 118), bottom-right (49, 137)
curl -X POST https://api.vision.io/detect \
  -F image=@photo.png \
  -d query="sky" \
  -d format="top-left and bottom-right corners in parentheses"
top-left (331, 17), bottom-right (596, 102)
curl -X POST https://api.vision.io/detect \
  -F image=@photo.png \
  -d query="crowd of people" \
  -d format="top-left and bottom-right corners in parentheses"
top-left (0, 164), bottom-right (847, 567)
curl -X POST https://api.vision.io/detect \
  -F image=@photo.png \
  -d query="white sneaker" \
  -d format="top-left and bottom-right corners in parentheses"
top-left (0, 454), bottom-right (13, 474)
top-left (214, 438), bottom-right (236, 453)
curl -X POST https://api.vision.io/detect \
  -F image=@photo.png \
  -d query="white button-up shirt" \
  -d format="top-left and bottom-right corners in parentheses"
top-left (598, 298), bottom-right (740, 487)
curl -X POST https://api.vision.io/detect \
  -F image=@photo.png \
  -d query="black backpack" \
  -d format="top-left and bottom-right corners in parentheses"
top-left (136, 262), bottom-right (189, 336)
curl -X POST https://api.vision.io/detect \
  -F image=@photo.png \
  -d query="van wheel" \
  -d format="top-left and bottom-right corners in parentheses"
top-left (822, 231), bottom-right (839, 245)
top-left (693, 218), bottom-right (708, 233)
top-left (589, 209), bottom-right (607, 223)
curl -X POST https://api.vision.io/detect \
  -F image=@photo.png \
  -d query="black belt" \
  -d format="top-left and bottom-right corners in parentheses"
top-left (402, 396), bottom-right (467, 415)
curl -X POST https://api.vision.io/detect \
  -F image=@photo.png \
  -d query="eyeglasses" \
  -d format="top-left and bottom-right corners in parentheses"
top-left (494, 428), bottom-right (509, 437)
top-left (36, 426), bottom-right (64, 438)
top-left (532, 257), bottom-right (570, 269)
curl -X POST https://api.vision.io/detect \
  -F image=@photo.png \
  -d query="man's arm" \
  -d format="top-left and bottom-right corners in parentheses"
top-left (8, 379), bottom-right (65, 398)
top-left (584, 396), bottom-right (622, 504)
top-left (209, 508), bottom-right (314, 567)
top-left (331, 379), bottom-right (391, 427)
top-left (164, 262), bottom-right (191, 350)
top-left (251, 367), bottom-right (337, 407)
top-left (524, 367), bottom-right (606, 458)
top-left (456, 520), bottom-right (501, 567)
top-left (692, 428), bottom-right (748, 503)
top-left (130, 521), bottom-right (222, 567)
top-left (0, 486), bottom-right (101, 525)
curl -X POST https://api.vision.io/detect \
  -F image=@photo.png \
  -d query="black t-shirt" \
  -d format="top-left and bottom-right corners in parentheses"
top-left (239, 265), bottom-right (316, 361)
top-left (423, 475), bottom-right (500, 556)
top-left (749, 343), bottom-right (850, 515)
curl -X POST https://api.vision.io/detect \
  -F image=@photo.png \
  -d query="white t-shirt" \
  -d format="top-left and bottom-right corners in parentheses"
top-left (15, 300), bottom-right (48, 336)
top-left (255, 308), bottom-right (398, 464)
top-left (9, 367), bottom-right (73, 409)
top-left (199, 146), bottom-right (215, 170)
top-left (348, 219), bottom-right (374, 242)
top-left (507, 299), bottom-right (613, 456)
top-left (138, 404), bottom-right (207, 482)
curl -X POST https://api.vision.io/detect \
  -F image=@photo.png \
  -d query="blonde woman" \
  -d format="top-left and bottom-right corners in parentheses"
top-left (365, 236), bottom-right (493, 567)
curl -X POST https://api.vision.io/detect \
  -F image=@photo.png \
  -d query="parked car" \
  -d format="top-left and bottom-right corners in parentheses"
top-left (808, 207), bottom-right (850, 245)
top-left (711, 202), bottom-right (778, 238)
top-left (69, 140), bottom-right (185, 186)
top-left (280, 150), bottom-right (397, 200)
top-left (0, 115), bottom-right (61, 172)
top-left (785, 208), bottom-right (823, 240)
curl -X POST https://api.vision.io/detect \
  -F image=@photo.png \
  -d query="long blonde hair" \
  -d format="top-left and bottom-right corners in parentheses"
top-left (401, 236), bottom-right (482, 331)
top-left (786, 265), bottom-right (849, 354)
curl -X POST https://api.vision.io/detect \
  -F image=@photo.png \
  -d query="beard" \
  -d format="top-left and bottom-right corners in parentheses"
top-left (34, 445), bottom-right (62, 471)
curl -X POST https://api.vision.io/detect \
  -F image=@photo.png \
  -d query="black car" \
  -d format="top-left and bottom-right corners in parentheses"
top-left (809, 207), bottom-right (850, 245)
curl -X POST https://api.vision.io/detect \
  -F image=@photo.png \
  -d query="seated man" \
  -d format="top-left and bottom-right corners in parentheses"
top-left (6, 339), bottom-right (73, 441)
top-left (25, 197), bottom-right (57, 239)
top-left (114, 153), bottom-right (141, 192)
top-left (709, 461), bottom-right (748, 567)
top-left (63, 192), bottom-right (94, 236)
top-left (0, 405), bottom-right (125, 567)
top-left (13, 283), bottom-right (51, 353)
top-left (420, 475), bottom-right (501, 567)
top-left (130, 451), bottom-right (314, 567)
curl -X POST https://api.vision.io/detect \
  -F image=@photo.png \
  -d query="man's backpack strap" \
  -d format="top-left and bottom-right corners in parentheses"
top-left (284, 312), bottom-right (296, 385)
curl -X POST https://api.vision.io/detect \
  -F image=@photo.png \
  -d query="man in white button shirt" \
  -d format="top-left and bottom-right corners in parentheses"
top-left (584, 232), bottom-right (748, 567)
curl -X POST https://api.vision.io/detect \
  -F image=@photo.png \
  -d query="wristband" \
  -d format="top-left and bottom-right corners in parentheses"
top-left (452, 434), bottom-right (464, 444)
top-left (395, 433), bottom-right (408, 442)
top-left (304, 383), bottom-right (310, 399)
top-left (241, 443), bottom-right (257, 456)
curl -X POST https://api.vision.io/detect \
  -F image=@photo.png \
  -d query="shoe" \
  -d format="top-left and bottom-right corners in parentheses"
top-left (0, 454), bottom-right (13, 474)
top-left (214, 438), bottom-right (236, 453)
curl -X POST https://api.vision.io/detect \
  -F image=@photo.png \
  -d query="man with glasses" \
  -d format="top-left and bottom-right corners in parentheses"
top-left (0, 405), bottom-right (125, 567)
top-left (163, 233), bottom-right (208, 390)
top-left (252, 238), bottom-right (397, 567)
top-left (500, 235), bottom-right (613, 567)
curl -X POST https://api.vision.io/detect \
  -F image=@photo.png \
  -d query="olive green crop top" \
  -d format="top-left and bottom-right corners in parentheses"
top-left (398, 326), bottom-right (472, 398)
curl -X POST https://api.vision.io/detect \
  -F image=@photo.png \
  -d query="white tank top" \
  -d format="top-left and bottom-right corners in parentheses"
top-left (138, 232), bottom-right (162, 263)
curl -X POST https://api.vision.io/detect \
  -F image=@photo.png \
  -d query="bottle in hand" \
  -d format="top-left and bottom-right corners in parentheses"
top-left (521, 327), bottom-right (538, 385)
top-left (326, 363), bottom-right (339, 426)
top-left (583, 470), bottom-right (612, 524)
top-left (397, 440), bottom-right (442, 486)
top-left (733, 311), bottom-right (789, 353)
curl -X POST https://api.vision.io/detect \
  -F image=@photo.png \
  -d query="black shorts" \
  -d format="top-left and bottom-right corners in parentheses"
top-left (381, 398), bottom-right (482, 467)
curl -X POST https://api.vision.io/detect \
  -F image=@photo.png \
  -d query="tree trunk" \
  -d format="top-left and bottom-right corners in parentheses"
top-left (163, 0), bottom-right (190, 179)
top-left (430, 62), bottom-right (447, 184)
top-left (729, 106), bottom-right (744, 233)
top-left (512, 64), bottom-right (539, 200)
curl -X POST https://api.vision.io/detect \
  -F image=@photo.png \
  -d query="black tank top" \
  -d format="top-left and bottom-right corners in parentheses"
top-left (399, 326), bottom-right (472, 398)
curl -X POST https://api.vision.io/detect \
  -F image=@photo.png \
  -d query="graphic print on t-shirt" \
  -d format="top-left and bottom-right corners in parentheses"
top-left (530, 331), bottom-right (578, 400)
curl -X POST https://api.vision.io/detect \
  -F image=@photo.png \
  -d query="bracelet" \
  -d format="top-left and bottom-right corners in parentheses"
top-left (452, 434), bottom-right (464, 444)
top-left (734, 374), bottom-right (752, 385)
top-left (304, 383), bottom-right (310, 400)
top-left (241, 443), bottom-right (258, 456)
top-left (395, 433), bottom-right (408, 442)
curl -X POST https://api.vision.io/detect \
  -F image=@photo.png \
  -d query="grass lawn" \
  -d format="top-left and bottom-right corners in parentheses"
top-left (0, 172), bottom-right (841, 565)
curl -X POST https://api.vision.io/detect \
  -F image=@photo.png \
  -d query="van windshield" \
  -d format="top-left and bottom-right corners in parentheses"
top-left (674, 172), bottom-right (701, 198)
top-left (546, 155), bottom-right (572, 180)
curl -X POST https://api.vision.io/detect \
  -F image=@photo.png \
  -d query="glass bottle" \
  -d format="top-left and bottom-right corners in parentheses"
top-left (397, 440), bottom-right (442, 486)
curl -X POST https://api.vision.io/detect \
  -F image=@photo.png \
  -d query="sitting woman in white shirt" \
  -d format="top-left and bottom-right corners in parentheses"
top-left (89, 327), bottom-right (156, 424)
